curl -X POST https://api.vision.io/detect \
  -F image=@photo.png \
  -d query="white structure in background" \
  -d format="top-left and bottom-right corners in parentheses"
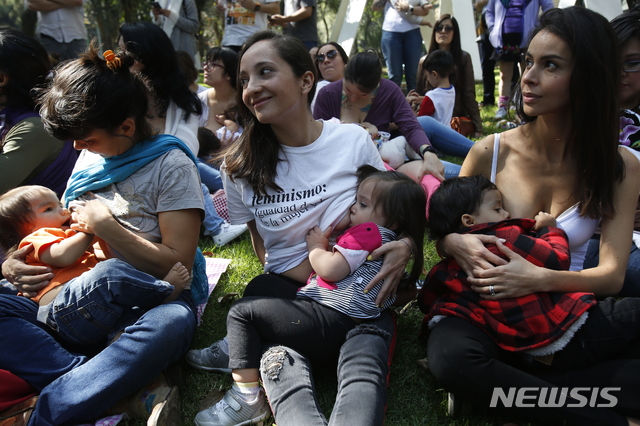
top-left (558, 0), bottom-right (622, 21)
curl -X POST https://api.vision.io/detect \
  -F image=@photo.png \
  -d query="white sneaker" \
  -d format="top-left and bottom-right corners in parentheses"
top-left (494, 106), bottom-right (508, 120)
top-left (212, 222), bottom-right (248, 246)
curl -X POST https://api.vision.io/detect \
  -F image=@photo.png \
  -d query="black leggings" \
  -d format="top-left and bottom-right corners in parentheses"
top-left (243, 273), bottom-right (303, 300)
top-left (427, 298), bottom-right (640, 425)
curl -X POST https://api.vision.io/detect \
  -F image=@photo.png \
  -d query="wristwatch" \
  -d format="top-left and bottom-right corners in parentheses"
top-left (420, 144), bottom-right (437, 158)
top-left (409, 5), bottom-right (414, 13)
top-left (254, 3), bottom-right (261, 11)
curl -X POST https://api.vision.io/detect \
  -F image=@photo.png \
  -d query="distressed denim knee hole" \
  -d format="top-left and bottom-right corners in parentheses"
top-left (346, 323), bottom-right (391, 341)
top-left (260, 346), bottom-right (287, 381)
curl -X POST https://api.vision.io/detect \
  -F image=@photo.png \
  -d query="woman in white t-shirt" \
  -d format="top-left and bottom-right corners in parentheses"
top-left (189, 30), bottom-right (414, 426)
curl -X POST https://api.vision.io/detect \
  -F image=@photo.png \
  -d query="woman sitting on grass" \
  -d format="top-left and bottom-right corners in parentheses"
top-left (0, 43), bottom-right (204, 425)
top-left (410, 14), bottom-right (483, 137)
top-left (195, 167), bottom-right (425, 426)
top-left (428, 7), bottom-right (640, 425)
top-left (187, 30), bottom-right (415, 426)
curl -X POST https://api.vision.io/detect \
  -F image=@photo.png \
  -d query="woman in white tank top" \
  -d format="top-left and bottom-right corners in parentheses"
top-left (428, 7), bottom-right (640, 424)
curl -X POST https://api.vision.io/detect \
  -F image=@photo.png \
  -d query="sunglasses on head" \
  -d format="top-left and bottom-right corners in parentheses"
top-left (435, 25), bottom-right (454, 33)
top-left (316, 49), bottom-right (338, 63)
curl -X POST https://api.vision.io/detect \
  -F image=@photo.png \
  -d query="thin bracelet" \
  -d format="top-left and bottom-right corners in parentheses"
top-left (397, 238), bottom-right (414, 256)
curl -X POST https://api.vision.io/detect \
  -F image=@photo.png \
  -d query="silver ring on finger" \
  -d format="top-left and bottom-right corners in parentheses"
top-left (489, 285), bottom-right (496, 296)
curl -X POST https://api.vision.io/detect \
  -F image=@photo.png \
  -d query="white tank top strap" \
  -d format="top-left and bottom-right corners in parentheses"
top-left (490, 133), bottom-right (500, 183)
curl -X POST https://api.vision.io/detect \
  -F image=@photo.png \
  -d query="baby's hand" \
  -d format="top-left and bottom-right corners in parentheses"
top-left (214, 114), bottom-right (239, 134)
top-left (306, 226), bottom-right (332, 251)
top-left (71, 199), bottom-right (112, 235)
top-left (360, 122), bottom-right (379, 140)
top-left (534, 211), bottom-right (556, 230)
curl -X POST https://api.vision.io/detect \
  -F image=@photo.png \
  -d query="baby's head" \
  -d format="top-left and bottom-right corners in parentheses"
top-left (428, 175), bottom-right (510, 239)
top-left (353, 165), bottom-right (426, 284)
top-left (197, 127), bottom-right (222, 158)
top-left (0, 186), bottom-right (70, 252)
top-left (351, 166), bottom-right (426, 231)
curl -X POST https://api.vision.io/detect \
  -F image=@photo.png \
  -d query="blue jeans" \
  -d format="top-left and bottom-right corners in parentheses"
top-left (260, 312), bottom-right (395, 426)
top-left (381, 28), bottom-right (423, 92)
top-left (442, 161), bottom-right (462, 179)
top-left (197, 159), bottom-right (223, 193)
top-left (417, 115), bottom-right (475, 159)
top-left (202, 183), bottom-right (224, 236)
top-left (583, 235), bottom-right (640, 297)
top-left (46, 258), bottom-right (174, 346)
top-left (0, 290), bottom-right (196, 425)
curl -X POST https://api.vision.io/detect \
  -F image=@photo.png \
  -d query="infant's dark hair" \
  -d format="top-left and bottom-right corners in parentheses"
top-left (428, 175), bottom-right (497, 240)
top-left (197, 127), bottom-right (221, 157)
top-left (355, 165), bottom-right (426, 286)
top-left (0, 186), bottom-right (56, 253)
top-left (422, 50), bottom-right (455, 80)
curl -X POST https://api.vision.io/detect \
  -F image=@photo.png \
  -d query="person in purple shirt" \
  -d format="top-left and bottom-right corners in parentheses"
top-left (313, 50), bottom-right (462, 182)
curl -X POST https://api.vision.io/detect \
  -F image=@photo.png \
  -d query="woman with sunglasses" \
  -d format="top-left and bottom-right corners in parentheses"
top-left (315, 42), bottom-right (349, 83)
top-left (485, 0), bottom-right (552, 119)
top-left (410, 15), bottom-right (483, 138)
top-left (583, 6), bottom-right (640, 296)
top-left (311, 42), bottom-right (349, 112)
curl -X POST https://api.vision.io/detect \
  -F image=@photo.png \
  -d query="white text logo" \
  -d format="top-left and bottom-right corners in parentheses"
top-left (489, 387), bottom-right (620, 408)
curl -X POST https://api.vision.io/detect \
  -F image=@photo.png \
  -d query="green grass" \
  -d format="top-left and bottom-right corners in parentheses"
top-left (127, 85), bottom-right (523, 426)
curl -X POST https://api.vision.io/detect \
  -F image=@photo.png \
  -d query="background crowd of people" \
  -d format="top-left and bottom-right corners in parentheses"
top-left (2, 2), bottom-right (640, 426)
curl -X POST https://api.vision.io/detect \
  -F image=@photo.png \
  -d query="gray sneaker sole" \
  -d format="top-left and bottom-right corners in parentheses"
top-left (185, 358), bottom-right (232, 373)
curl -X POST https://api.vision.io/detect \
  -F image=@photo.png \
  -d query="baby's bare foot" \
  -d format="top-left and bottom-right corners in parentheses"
top-left (163, 262), bottom-right (190, 302)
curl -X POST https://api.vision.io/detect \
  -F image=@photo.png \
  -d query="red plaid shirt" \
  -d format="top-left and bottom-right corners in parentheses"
top-left (419, 218), bottom-right (596, 352)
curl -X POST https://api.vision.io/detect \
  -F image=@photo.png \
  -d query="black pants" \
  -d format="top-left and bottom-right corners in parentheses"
top-left (427, 297), bottom-right (640, 425)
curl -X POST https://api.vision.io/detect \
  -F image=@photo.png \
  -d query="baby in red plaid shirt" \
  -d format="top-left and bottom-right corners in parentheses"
top-left (419, 175), bottom-right (597, 357)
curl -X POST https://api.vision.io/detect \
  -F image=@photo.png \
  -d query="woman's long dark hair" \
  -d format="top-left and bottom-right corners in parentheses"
top-left (0, 29), bottom-right (50, 110)
top-left (119, 22), bottom-right (201, 120)
top-left (514, 7), bottom-right (624, 219)
top-left (418, 14), bottom-right (462, 94)
top-left (223, 30), bottom-right (317, 195)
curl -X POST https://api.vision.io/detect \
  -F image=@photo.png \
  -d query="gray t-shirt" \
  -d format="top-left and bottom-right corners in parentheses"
top-left (71, 149), bottom-right (204, 248)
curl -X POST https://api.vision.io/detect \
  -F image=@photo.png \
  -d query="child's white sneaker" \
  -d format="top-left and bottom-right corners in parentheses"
top-left (212, 222), bottom-right (247, 247)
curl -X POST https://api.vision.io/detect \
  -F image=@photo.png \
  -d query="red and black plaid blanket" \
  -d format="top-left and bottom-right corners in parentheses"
top-left (419, 218), bottom-right (596, 352)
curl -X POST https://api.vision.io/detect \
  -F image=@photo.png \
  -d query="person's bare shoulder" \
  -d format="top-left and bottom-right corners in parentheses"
top-left (460, 134), bottom-right (495, 178)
